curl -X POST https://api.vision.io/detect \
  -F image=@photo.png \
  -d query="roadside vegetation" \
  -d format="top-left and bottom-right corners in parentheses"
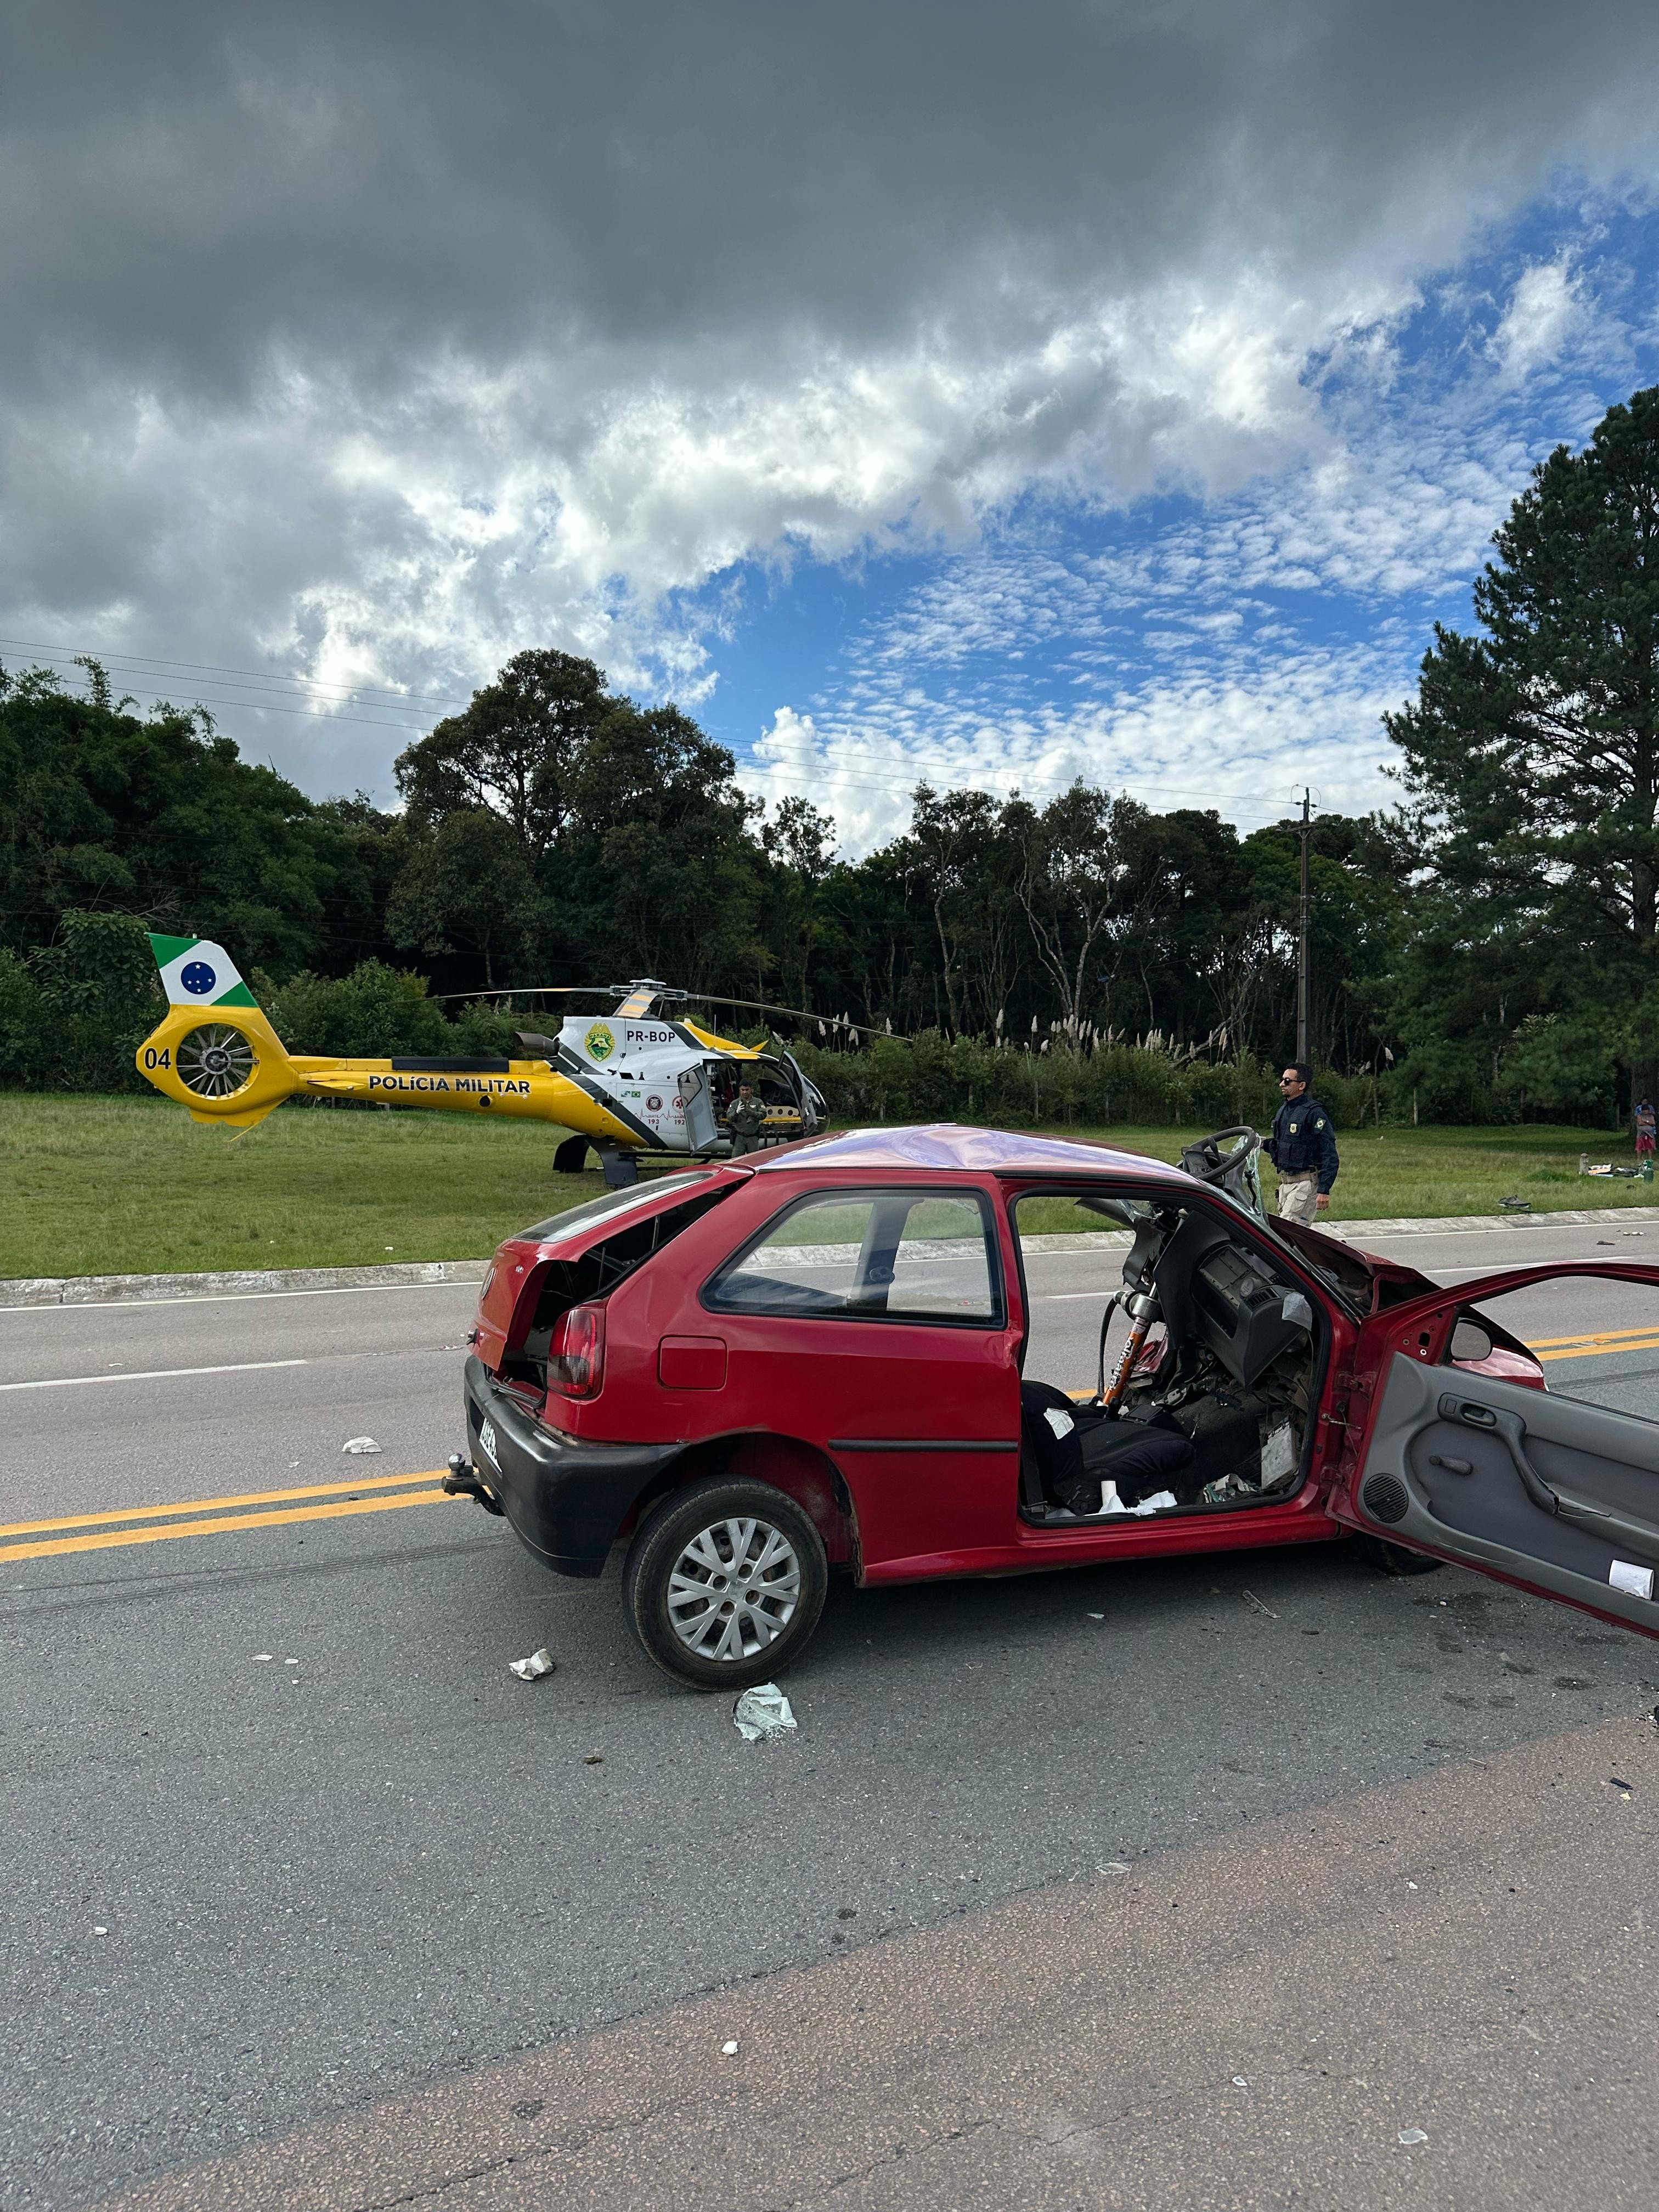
top-left (3, 1097), bottom-right (1653, 1284)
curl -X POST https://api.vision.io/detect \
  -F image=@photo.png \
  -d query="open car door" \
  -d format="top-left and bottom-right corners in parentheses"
top-left (1330, 1262), bottom-right (1659, 1640)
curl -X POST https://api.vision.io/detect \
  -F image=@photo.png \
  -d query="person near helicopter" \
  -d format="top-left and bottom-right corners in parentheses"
top-left (724, 1079), bottom-right (766, 1156)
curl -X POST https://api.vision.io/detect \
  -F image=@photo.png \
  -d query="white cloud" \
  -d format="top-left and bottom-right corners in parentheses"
top-left (2, 4), bottom-right (1658, 815)
top-left (1492, 255), bottom-right (1585, 382)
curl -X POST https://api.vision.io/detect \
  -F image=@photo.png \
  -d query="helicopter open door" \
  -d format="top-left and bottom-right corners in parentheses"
top-left (678, 1062), bottom-right (719, 1150)
top-left (777, 1048), bottom-right (826, 1133)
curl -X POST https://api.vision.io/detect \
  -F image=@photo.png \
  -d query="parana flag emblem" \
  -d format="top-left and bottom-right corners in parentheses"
top-left (148, 934), bottom-right (258, 1009)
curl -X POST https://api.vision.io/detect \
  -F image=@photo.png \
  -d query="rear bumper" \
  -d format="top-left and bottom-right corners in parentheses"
top-left (461, 1355), bottom-right (680, 1577)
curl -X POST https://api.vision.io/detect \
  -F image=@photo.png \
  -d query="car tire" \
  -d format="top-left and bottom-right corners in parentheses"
top-left (1355, 1534), bottom-right (1444, 1577)
top-left (623, 1475), bottom-right (829, 1689)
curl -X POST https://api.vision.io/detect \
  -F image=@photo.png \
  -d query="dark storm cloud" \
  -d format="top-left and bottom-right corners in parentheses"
top-left (3, 1), bottom-right (1658, 809)
top-left (6, 0), bottom-right (1658, 399)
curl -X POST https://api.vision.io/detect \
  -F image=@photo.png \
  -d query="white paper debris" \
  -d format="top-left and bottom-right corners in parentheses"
top-left (1043, 1406), bottom-right (1076, 1440)
top-left (94, 1926), bottom-right (108, 1936)
top-left (253, 1654), bottom-right (272, 1662)
top-left (1398, 2128), bottom-right (1427, 2145)
top-left (1087, 1611), bottom-right (1104, 1620)
top-left (509, 1647), bottom-right (556, 1682)
top-left (1130, 1489), bottom-right (1177, 1516)
top-left (721, 2039), bottom-right (740, 2056)
top-left (1232, 2075), bottom-right (1248, 2087)
top-left (341, 1436), bottom-right (382, 1455)
top-left (733, 1683), bottom-right (797, 1741)
top-left (1610, 1559), bottom-right (1655, 1600)
top-left (1098, 1860), bottom-right (1131, 1874)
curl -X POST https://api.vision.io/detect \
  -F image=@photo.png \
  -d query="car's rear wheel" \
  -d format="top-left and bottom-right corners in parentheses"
top-left (623, 1475), bottom-right (828, 1689)
top-left (1355, 1534), bottom-right (1444, 1577)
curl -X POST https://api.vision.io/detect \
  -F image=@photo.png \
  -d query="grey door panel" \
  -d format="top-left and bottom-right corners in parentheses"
top-left (1357, 1352), bottom-right (1659, 1633)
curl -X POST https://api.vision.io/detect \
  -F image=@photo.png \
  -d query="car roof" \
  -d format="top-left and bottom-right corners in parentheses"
top-left (754, 1122), bottom-right (1190, 1182)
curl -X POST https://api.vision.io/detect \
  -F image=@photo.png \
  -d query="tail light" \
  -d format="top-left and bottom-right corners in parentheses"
top-left (548, 1303), bottom-right (606, 1398)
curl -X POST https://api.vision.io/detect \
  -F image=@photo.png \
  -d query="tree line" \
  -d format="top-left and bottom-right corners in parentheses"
top-left (4, 383), bottom-right (1657, 1127)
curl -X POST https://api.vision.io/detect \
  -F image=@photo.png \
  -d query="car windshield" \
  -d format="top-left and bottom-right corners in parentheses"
top-left (517, 1170), bottom-right (720, 1246)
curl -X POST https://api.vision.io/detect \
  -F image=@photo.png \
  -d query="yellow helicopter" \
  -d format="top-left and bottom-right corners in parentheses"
top-left (134, 934), bottom-right (834, 1184)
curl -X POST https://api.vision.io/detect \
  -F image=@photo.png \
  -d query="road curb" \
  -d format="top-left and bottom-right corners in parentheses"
top-left (0, 1258), bottom-right (490, 1308)
top-left (1337, 1203), bottom-right (1659, 1238)
top-left (7, 1204), bottom-right (1659, 1308)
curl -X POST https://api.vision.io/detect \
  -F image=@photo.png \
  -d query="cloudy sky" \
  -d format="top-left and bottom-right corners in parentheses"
top-left (4, 1), bottom-right (1659, 851)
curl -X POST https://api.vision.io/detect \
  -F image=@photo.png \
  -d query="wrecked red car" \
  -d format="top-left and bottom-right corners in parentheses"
top-left (453, 1126), bottom-right (1659, 1686)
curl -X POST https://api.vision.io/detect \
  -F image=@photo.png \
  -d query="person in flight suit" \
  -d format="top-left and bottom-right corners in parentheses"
top-left (1266, 1062), bottom-right (1339, 1225)
top-left (725, 1080), bottom-right (766, 1156)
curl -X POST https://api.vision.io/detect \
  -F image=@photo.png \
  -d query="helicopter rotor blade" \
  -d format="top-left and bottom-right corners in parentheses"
top-left (679, 990), bottom-right (885, 1038)
top-left (432, 984), bottom-right (620, 1002)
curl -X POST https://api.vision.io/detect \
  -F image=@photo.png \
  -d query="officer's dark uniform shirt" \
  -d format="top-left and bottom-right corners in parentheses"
top-left (1267, 1093), bottom-right (1339, 1194)
top-left (726, 1093), bottom-right (765, 1150)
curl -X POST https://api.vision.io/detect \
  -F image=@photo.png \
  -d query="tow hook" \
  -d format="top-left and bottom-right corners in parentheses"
top-left (443, 1453), bottom-right (505, 1516)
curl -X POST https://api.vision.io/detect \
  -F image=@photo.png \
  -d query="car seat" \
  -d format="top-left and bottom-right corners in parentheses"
top-left (1020, 1381), bottom-right (1195, 1515)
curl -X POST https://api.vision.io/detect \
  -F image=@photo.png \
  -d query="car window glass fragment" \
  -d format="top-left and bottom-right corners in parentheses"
top-left (1011, 1188), bottom-right (1321, 1525)
top-left (707, 1187), bottom-right (1001, 1324)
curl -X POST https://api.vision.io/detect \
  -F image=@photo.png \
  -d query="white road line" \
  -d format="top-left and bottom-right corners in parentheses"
top-left (0, 1360), bottom-right (308, 1393)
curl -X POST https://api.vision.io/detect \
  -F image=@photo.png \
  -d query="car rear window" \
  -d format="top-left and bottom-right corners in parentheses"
top-left (517, 1170), bottom-right (720, 1247)
top-left (705, 1187), bottom-right (1003, 1325)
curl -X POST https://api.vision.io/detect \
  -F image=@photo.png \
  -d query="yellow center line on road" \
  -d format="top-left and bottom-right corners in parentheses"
top-left (1528, 1328), bottom-right (1659, 1360)
top-left (0, 1468), bottom-right (452, 1541)
top-left (1530, 1322), bottom-right (1659, 1348)
top-left (1, 1483), bottom-right (461, 1563)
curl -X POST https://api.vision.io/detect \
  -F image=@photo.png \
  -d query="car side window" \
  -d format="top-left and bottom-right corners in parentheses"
top-left (706, 1187), bottom-right (1003, 1325)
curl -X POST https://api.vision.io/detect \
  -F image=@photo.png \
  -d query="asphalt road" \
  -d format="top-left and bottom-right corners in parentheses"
top-left (3, 1217), bottom-right (1659, 2209)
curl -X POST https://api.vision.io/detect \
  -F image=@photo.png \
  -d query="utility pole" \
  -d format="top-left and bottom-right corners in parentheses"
top-left (1295, 788), bottom-right (1312, 1067)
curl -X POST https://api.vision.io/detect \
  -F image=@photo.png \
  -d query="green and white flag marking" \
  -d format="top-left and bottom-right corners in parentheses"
top-left (148, 934), bottom-right (258, 1009)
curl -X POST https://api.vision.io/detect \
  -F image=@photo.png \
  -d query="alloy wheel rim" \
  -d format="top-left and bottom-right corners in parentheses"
top-left (665, 1515), bottom-right (802, 1662)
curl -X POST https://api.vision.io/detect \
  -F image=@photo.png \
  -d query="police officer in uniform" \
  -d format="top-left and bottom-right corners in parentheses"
top-left (1266, 1062), bottom-right (1338, 1224)
top-left (725, 1079), bottom-right (766, 1156)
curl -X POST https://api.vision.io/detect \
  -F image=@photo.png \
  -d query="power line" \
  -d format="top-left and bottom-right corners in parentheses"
top-left (0, 634), bottom-right (477, 714)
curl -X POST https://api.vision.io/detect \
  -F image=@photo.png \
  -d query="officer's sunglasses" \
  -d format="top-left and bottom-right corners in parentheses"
top-left (1278, 1075), bottom-right (1300, 1086)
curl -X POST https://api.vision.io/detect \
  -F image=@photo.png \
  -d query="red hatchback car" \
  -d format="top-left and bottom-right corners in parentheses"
top-left (453, 1126), bottom-right (1659, 1687)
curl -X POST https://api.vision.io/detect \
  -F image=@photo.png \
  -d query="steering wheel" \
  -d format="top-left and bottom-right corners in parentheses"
top-left (1182, 1125), bottom-right (1260, 1185)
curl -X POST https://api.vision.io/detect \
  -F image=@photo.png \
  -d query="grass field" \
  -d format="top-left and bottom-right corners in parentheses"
top-left (2, 1096), bottom-right (1654, 1282)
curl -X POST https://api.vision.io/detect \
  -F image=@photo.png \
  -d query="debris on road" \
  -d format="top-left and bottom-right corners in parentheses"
top-left (1098, 1860), bottom-right (1131, 1875)
top-left (508, 1647), bottom-right (556, 1682)
top-left (721, 2039), bottom-right (740, 2056)
top-left (583, 1753), bottom-right (604, 1764)
top-left (1398, 2128), bottom-right (1428, 2145)
top-left (341, 1436), bottom-right (381, 1455)
top-left (733, 1683), bottom-right (797, 1741)
top-left (1232, 2075), bottom-right (1248, 2087)
top-left (1087, 1611), bottom-right (1104, 1620)
top-left (1242, 1589), bottom-right (1279, 1618)
top-left (1609, 1776), bottom-right (1634, 1799)
top-left (253, 1654), bottom-right (272, 1662)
